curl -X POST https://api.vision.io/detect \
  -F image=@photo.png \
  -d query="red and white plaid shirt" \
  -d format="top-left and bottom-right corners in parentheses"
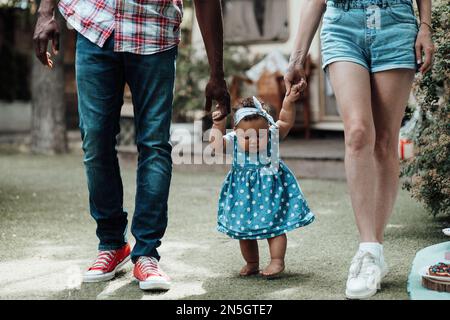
top-left (58, 0), bottom-right (183, 55)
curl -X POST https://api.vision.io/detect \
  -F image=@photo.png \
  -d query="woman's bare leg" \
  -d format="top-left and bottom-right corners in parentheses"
top-left (261, 234), bottom-right (286, 277)
top-left (239, 240), bottom-right (259, 276)
top-left (328, 62), bottom-right (377, 242)
top-left (370, 69), bottom-right (415, 243)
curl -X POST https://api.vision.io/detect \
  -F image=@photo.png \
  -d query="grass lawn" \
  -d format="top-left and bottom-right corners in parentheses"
top-left (0, 152), bottom-right (447, 300)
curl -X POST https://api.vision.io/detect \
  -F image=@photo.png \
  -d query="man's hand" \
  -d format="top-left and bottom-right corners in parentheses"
top-left (212, 106), bottom-right (227, 126)
top-left (205, 77), bottom-right (230, 121)
top-left (33, 10), bottom-right (60, 68)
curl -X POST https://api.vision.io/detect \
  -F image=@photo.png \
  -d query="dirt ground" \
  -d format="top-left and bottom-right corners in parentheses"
top-left (0, 153), bottom-right (447, 299)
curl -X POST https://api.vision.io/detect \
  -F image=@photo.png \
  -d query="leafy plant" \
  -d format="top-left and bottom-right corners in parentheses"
top-left (0, 0), bottom-right (31, 9)
top-left (401, 0), bottom-right (450, 216)
top-left (173, 45), bottom-right (259, 122)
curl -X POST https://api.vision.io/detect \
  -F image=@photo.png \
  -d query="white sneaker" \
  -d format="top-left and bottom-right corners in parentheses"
top-left (345, 250), bottom-right (387, 299)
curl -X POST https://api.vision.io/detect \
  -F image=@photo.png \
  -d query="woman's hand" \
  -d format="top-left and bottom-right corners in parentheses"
top-left (284, 60), bottom-right (307, 96)
top-left (284, 0), bottom-right (325, 95)
top-left (415, 24), bottom-right (435, 74)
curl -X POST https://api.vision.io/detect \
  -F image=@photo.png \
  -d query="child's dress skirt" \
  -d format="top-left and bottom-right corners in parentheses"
top-left (217, 129), bottom-right (315, 240)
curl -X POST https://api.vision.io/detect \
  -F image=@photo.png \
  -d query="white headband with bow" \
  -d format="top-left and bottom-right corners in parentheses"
top-left (233, 96), bottom-right (277, 127)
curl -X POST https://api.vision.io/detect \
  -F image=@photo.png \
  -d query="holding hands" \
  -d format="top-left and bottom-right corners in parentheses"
top-left (205, 77), bottom-right (231, 122)
top-left (284, 83), bottom-right (303, 103)
top-left (212, 104), bottom-right (227, 127)
top-left (276, 82), bottom-right (304, 139)
top-left (284, 63), bottom-right (308, 96)
top-left (211, 81), bottom-right (304, 129)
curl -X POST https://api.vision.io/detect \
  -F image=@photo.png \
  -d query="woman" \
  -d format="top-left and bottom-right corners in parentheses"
top-left (285, 0), bottom-right (434, 299)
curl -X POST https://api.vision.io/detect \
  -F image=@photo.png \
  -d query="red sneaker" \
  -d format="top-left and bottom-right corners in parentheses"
top-left (133, 256), bottom-right (171, 291)
top-left (83, 243), bottom-right (131, 283)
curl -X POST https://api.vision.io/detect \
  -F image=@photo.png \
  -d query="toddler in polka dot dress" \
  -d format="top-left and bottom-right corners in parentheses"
top-left (209, 87), bottom-right (315, 278)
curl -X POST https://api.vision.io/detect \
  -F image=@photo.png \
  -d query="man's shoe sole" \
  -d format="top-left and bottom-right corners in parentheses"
top-left (83, 255), bottom-right (131, 283)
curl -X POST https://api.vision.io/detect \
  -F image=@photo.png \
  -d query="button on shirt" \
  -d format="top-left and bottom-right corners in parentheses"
top-left (58, 0), bottom-right (183, 55)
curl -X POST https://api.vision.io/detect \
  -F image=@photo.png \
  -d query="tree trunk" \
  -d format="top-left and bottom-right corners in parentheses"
top-left (31, 12), bottom-right (67, 154)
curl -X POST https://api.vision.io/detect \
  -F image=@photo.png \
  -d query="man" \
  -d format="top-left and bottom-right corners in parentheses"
top-left (33, 0), bottom-right (230, 291)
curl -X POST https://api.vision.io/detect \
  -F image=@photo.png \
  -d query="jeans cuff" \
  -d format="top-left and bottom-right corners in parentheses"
top-left (98, 242), bottom-right (127, 251)
top-left (131, 253), bottom-right (160, 263)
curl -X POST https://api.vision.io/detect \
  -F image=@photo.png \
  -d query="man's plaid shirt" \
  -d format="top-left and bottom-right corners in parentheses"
top-left (58, 0), bottom-right (183, 55)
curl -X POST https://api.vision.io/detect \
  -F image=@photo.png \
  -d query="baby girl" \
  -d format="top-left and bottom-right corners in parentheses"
top-left (209, 87), bottom-right (315, 278)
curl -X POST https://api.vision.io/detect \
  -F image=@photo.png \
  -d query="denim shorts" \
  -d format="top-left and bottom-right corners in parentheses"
top-left (320, 0), bottom-right (419, 73)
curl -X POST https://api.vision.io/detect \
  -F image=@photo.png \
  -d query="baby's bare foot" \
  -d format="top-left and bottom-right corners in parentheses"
top-left (261, 259), bottom-right (285, 278)
top-left (239, 262), bottom-right (259, 276)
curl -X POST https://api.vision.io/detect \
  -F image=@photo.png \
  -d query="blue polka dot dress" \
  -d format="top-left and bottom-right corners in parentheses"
top-left (217, 126), bottom-right (315, 240)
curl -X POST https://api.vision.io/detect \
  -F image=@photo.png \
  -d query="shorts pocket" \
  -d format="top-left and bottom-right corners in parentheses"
top-left (386, 4), bottom-right (417, 25)
top-left (323, 6), bottom-right (344, 23)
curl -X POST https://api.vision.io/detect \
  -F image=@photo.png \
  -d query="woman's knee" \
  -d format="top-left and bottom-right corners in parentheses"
top-left (374, 133), bottom-right (398, 161)
top-left (345, 124), bottom-right (375, 155)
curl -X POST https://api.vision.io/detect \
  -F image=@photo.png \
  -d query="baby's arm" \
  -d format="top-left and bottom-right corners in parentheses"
top-left (209, 108), bottom-right (227, 153)
top-left (276, 84), bottom-right (303, 139)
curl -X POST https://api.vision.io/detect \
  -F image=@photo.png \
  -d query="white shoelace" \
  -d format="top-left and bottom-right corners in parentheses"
top-left (137, 256), bottom-right (162, 275)
top-left (348, 251), bottom-right (381, 289)
top-left (91, 250), bottom-right (116, 269)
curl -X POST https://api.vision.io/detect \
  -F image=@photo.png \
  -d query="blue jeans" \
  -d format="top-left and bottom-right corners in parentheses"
top-left (321, 0), bottom-right (418, 73)
top-left (75, 33), bottom-right (176, 262)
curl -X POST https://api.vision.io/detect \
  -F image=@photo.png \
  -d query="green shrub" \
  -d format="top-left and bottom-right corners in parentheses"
top-left (173, 45), bottom-right (259, 122)
top-left (401, 1), bottom-right (450, 216)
